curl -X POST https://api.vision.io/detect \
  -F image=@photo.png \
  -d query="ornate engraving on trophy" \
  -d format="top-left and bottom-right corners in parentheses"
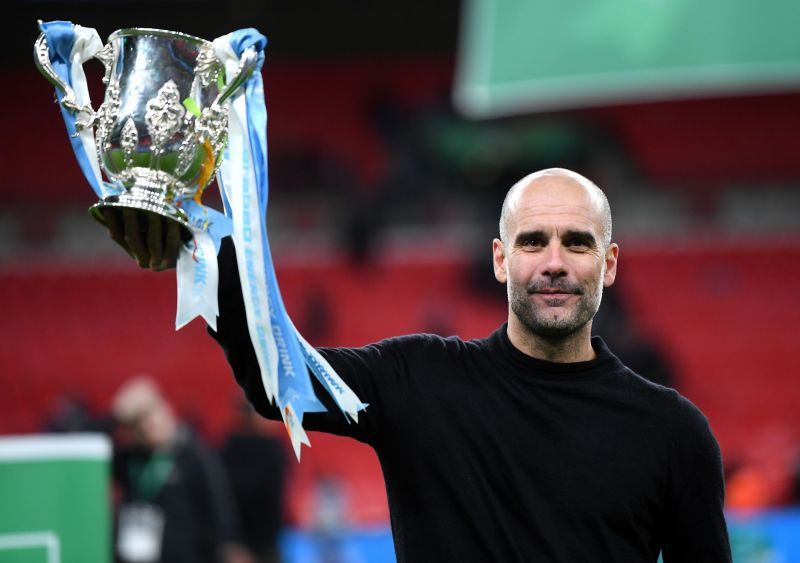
top-left (94, 42), bottom-right (115, 85)
top-left (145, 80), bottom-right (186, 155)
top-left (196, 44), bottom-right (221, 88)
top-left (74, 106), bottom-right (96, 133)
top-left (95, 80), bottom-right (121, 158)
top-left (121, 118), bottom-right (138, 170)
top-left (196, 106), bottom-right (228, 154)
top-left (175, 127), bottom-right (199, 178)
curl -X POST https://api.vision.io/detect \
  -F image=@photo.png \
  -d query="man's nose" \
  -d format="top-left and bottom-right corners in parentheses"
top-left (541, 242), bottom-right (567, 278)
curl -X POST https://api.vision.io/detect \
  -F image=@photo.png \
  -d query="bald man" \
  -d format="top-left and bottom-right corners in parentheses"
top-left (495, 169), bottom-right (617, 363)
top-left (110, 169), bottom-right (732, 562)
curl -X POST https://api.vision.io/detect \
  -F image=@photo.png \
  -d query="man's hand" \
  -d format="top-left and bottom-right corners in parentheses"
top-left (101, 208), bottom-right (183, 271)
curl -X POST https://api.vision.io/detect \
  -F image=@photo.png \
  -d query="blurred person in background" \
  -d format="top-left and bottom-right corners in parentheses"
top-left (43, 394), bottom-right (114, 434)
top-left (112, 376), bottom-right (253, 563)
top-left (221, 396), bottom-right (287, 563)
top-left (104, 168), bottom-right (731, 562)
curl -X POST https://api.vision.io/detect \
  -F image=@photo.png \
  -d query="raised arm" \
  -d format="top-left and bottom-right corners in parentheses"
top-left (208, 236), bottom-right (422, 446)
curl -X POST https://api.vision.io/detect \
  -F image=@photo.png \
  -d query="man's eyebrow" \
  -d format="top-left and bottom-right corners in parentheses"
top-left (561, 230), bottom-right (598, 246)
top-left (513, 230), bottom-right (547, 245)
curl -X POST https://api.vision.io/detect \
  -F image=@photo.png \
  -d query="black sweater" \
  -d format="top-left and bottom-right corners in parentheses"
top-left (210, 240), bottom-right (731, 562)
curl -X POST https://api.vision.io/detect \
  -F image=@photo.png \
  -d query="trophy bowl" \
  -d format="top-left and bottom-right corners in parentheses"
top-left (35, 26), bottom-right (257, 240)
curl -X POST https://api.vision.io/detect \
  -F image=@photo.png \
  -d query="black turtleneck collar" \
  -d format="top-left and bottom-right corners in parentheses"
top-left (485, 323), bottom-right (624, 382)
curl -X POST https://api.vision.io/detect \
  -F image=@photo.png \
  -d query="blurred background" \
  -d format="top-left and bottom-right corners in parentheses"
top-left (1, 0), bottom-right (799, 561)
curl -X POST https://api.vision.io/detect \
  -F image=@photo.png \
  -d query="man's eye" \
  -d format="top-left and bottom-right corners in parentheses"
top-left (521, 239), bottom-right (543, 248)
top-left (565, 240), bottom-right (590, 251)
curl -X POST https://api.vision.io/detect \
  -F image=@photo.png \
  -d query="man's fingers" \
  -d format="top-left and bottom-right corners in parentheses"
top-left (101, 208), bottom-right (134, 258)
top-left (123, 208), bottom-right (150, 268)
top-left (147, 214), bottom-right (164, 270)
top-left (99, 208), bottom-right (184, 271)
top-left (161, 220), bottom-right (182, 270)
top-left (100, 208), bottom-right (183, 271)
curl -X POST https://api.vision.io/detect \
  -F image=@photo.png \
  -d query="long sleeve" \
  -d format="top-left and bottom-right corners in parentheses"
top-left (661, 424), bottom-right (732, 562)
top-left (207, 236), bottom-right (285, 421)
top-left (207, 237), bottom-right (418, 446)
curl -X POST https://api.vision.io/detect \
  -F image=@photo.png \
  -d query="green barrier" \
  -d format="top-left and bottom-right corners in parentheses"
top-left (0, 434), bottom-right (112, 563)
top-left (455, 0), bottom-right (800, 116)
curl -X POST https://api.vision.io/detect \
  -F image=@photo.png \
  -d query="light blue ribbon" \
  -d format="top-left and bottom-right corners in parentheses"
top-left (39, 20), bottom-right (107, 198)
top-left (223, 29), bottom-right (328, 423)
top-left (180, 200), bottom-right (231, 253)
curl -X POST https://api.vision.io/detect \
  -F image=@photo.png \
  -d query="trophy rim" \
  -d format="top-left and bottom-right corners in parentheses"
top-left (109, 27), bottom-right (212, 47)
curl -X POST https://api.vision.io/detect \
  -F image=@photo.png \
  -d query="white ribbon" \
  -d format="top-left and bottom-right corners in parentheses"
top-left (213, 36), bottom-right (280, 405)
top-left (68, 26), bottom-right (106, 195)
top-left (175, 231), bottom-right (220, 331)
top-left (211, 31), bottom-right (367, 460)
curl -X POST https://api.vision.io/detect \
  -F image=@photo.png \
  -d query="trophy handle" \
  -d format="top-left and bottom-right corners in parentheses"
top-left (213, 46), bottom-right (259, 107)
top-left (33, 27), bottom-right (114, 131)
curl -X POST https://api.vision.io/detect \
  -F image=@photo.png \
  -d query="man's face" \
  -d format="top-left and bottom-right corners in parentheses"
top-left (493, 177), bottom-right (618, 339)
top-left (124, 401), bottom-right (173, 450)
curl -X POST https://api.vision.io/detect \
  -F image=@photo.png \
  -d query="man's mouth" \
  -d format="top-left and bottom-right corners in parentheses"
top-left (527, 284), bottom-right (583, 304)
top-left (531, 288), bottom-right (580, 296)
top-left (534, 291), bottom-right (573, 300)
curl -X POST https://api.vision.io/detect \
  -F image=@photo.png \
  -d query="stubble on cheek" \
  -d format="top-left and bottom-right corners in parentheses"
top-left (509, 278), bottom-right (600, 339)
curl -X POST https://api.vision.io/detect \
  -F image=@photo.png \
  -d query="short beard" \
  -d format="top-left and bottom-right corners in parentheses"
top-left (509, 278), bottom-right (602, 340)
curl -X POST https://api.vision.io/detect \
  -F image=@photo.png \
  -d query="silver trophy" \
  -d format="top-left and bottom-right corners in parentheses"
top-left (34, 26), bottom-right (257, 238)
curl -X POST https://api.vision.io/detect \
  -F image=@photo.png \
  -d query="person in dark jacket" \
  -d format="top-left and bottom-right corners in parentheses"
top-left (112, 376), bottom-right (252, 563)
top-left (220, 398), bottom-right (287, 563)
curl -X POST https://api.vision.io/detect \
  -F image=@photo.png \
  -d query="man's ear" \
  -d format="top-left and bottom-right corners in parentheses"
top-left (603, 243), bottom-right (619, 288)
top-left (493, 238), bottom-right (507, 284)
